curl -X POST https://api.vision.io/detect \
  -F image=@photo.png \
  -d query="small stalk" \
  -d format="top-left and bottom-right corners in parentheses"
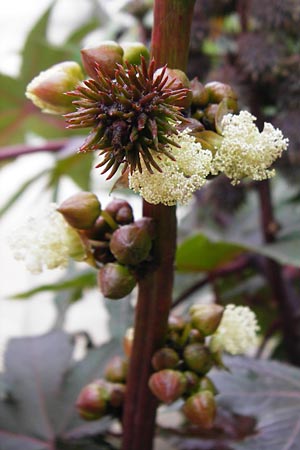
top-left (121, 2), bottom-right (196, 450)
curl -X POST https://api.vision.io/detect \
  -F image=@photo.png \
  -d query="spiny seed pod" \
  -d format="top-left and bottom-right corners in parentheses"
top-left (122, 42), bottom-right (150, 65)
top-left (183, 344), bottom-right (213, 375)
top-left (152, 347), bottom-right (180, 371)
top-left (184, 371), bottom-right (200, 394)
top-left (190, 304), bottom-right (224, 336)
top-left (190, 77), bottom-right (209, 107)
top-left (76, 381), bottom-right (109, 420)
top-left (26, 61), bottom-right (84, 115)
top-left (123, 327), bottom-right (134, 357)
top-left (204, 81), bottom-right (237, 104)
top-left (198, 376), bottom-right (218, 395)
top-left (98, 263), bottom-right (136, 299)
top-left (182, 390), bottom-right (216, 429)
top-left (65, 58), bottom-right (188, 179)
top-left (104, 356), bottom-right (128, 383)
top-left (57, 192), bottom-right (101, 230)
top-left (148, 370), bottom-right (187, 404)
top-left (109, 224), bottom-right (152, 266)
top-left (80, 41), bottom-right (124, 79)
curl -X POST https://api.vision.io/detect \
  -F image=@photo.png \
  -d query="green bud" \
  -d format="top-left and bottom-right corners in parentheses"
top-left (80, 41), bottom-right (124, 79)
top-left (26, 61), bottom-right (84, 114)
top-left (190, 77), bottom-right (209, 107)
top-left (104, 356), bottom-right (128, 383)
top-left (203, 103), bottom-right (219, 128)
top-left (198, 376), bottom-right (218, 395)
top-left (168, 315), bottom-right (186, 332)
top-left (152, 347), bottom-right (180, 371)
top-left (76, 380), bottom-right (109, 420)
top-left (188, 329), bottom-right (205, 344)
top-left (57, 192), bottom-right (101, 230)
top-left (204, 81), bottom-right (238, 104)
top-left (98, 263), bottom-right (136, 299)
top-left (121, 42), bottom-right (150, 65)
top-left (183, 343), bottom-right (213, 375)
top-left (190, 304), bottom-right (224, 336)
top-left (183, 391), bottom-right (216, 429)
top-left (107, 382), bottom-right (126, 409)
top-left (148, 369), bottom-right (187, 404)
top-left (109, 224), bottom-right (152, 266)
top-left (184, 371), bottom-right (200, 395)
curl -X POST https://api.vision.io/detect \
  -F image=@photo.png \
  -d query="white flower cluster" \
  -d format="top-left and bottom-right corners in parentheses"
top-left (210, 304), bottom-right (259, 355)
top-left (212, 111), bottom-right (288, 184)
top-left (129, 129), bottom-right (213, 206)
top-left (9, 204), bottom-right (86, 274)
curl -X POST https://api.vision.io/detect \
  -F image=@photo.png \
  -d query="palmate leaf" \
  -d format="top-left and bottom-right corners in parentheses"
top-left (0, 331), bottom-right (120, 450)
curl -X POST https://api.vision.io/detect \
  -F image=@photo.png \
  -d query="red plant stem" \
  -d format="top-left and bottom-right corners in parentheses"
top-left (121, 2), bottom-right (196, 450)
top-left (0, 139), bottom-right (67, 160)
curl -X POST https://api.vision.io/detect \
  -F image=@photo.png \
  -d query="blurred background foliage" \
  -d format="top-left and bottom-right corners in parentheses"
top-left (1, 1), bottom-right (300, 448)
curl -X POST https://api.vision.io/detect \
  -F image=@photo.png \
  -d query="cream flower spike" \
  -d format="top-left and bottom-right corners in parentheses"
top-left (9, 203), bottom-right (86, 274)
top-left (209, 304), bottom-right (259, 355)
top-left (212, 110), bottom-right (288, 184)
top-left (129, 128), bottom-right (213, 206)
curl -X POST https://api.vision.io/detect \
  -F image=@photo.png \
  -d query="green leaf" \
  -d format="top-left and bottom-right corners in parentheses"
top-left (0, 331), bottom-right (119, 450)
top-left (210, 356), bottom-right (300, 450)
top-left (10, 270), bottom-right (97, 300)
top-left (176, 234), bottom-right (244, 272)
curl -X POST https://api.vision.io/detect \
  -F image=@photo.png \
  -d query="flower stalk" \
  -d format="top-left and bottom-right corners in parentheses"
top-left (121, 1), bottom-right (196, 450)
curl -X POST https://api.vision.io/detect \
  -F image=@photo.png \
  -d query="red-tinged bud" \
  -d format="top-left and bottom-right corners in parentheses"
top-left (57, 192), bottom-right (101, 230)
top-left (204, 81), bottom-right (237, 104)
top-left (190, 304), bottom-right (224, 336)
top-left (152, 348), bottom-right (180, 371)
top-left (109, 224), bottom-right (152, 266)
top-left (80, 41), bottom-right (124, 79)
top-left (203, 103), bottom-right (219, 128)
top-left (188, 329), bottom-right (205, 344)
top-left (98, 263), bottom-right (136, 300)
top-left (183, 391), bottom-right (216, 429)
top-left (183, 344), bottom-right (213, 375)
top-left (105, 199), bottom-right (133, 221)
top-left (134, 217), bottom-right (156, 240)
top-left (104, 356), bottom-right (128, 383)
top-left (26, 61), bottom-right (84, 114)
top-left (154, 67), bottom-right (192, 109)
top-left (76, 380), bottom-right (109, 420)
top-left (84, 216), bottom-right (111, 240)
top-left (115, 206), bottom-right (134, 225)
top-left (184, 371), bottom-right (200, 394)
top-left (93, 246), bottom-right (115, 265)
top-left (168, 315), bottom-right (186, 332)
top-left (123, 327), bottom-right (134, 357)
top-left (108, 382), bottom-right (126, 408)
top-left (198, 376), bottom-right (218, 395)
top-left (122, 42), bottom-right (150, 65)
top-left (148, 370), bottom-right (187, 404)
top-left (190, 77), bottom-right (209, 107)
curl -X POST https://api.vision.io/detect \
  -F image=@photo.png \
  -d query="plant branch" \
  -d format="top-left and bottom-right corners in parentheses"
top-left (121, 2), bottom-right (196, 449)
top-left (0, 139), bottom-right (67, 160)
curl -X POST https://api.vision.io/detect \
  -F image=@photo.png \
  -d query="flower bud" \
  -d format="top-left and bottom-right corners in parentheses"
top-left (98, 263), bottom-right (136, 299)
top-left (105, 199), bottom-right (133, 220)
top-left (182, 391), bottom-right (216, 429)
top-left (203, 103), bottom-right (219, 128)
top-left (168, 315), bottom-right (186, 332)
top-left (57, 192), bottom-right (101, 230)
top-left (108, 382), bottom-right (126, 408)
top-left (76, 380), bottom-right (109, 420)
top-left (148, 369), bottom-right (187, 404)
top-left (26, 61), bottom-right (84, 114)
top-left (198, 376), bottom-right (218, 395)
top-left (93, 246), bottom-right (115, 265)
top-left (154, 67), bottom-right (192, 109)
top-left (123, 327), bottom-right (134, 357)
top-left (84, 216), bottom-right (111, 240)
top-left (183, 344), bottom-right (213, 375)
top-left (152, 348), bottom-right (180, 371)
top-left (204, 81), bottom-right (237, 104)
top-left (109, 224), bottom-right (152, 266)
top-left (80, 41), bottom-right (124, 79)
top-left (122, 42), bottom-right (150, 65)
top-left (188, 329), bottom-right (205, 344)
top-left (184, 371), bottom-right (200, 394)
top-left (134, 217), bottom-right (156, 240)
top-left (190, 77), bottom-right (209, 107)
top-left (104, 356), bottom-right (128, 383)
top-left (190, 304), bottom-right (224, 336)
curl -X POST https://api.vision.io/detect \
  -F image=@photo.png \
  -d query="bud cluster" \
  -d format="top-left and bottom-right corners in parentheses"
top-left (58, 192), bottom-right (155, 300)
top-left (76, 355), bottom-right (128, 420)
